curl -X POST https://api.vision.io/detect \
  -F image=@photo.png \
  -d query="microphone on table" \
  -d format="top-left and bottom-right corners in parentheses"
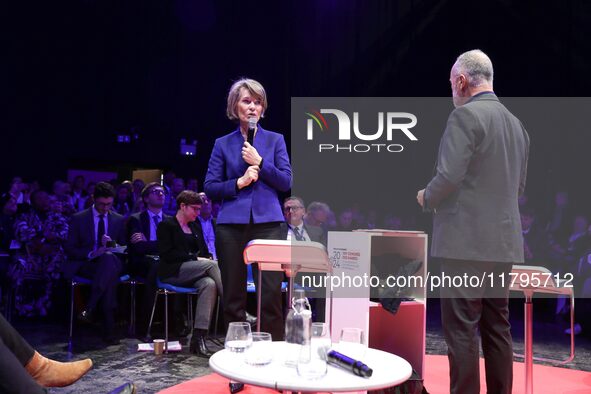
top-left (247, 117), bottom-right (256, 145)
top-left (325, 350), bottom-right (373, 378)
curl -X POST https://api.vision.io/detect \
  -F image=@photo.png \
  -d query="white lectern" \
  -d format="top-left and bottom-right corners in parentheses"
top-left (327, 230), bottom-right (428, 378)
top-left (243, 239), bottom-right (332, 332)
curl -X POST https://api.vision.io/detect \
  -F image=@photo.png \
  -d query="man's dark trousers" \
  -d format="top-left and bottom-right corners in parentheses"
top-left (440, 260), bottom-right (513, 394)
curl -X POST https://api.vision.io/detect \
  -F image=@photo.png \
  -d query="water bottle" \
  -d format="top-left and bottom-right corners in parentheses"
top-left (284, 289), bottom-right (312, 367)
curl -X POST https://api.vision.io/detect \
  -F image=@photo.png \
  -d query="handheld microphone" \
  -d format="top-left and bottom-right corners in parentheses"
top-left (247, 117), bottom-right (256, 145)
top-left (326, 350), bottom-right (373, 378)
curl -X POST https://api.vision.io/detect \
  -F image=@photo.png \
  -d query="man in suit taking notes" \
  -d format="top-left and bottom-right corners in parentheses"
top-left (64, 182), bottom-right (127, 344)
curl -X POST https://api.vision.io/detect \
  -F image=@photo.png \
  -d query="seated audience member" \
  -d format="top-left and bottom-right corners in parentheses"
top-left (83, 182), bottom-right (96, 209)
top-left (281, 196), bottom-right (327, 321)
top-left (281, 196), bottom-right (326, 245)
top-left (131, 197), bottom-right (145, 214)
top-left (0, 194), bottom-right (18, 251)
top-left (127, 182), bottom-right (170, 332)
top-left (64, 182), bottom-right (127, 344)
top-left (8, 177), bottom-right (29, 205)
top-left (336, 208), bottom-right (355, 231)
top-left (131, 179), bottom-right (145, 206)
top-left (187, 178), bottom-right (199, 193)
top-left (550, 214), bottom-right (590, 271)
top-left (520, 205), bottom-right (549, 266)
top-left (10, 191), bottom-right (67, 316)
top-left (114, 184), bottom-right (132, 218)
top-left (0, 312), bottom-right (92, 393)
top-left (305, 201), bottom-right (331, 233)
top-left (162, 170), bottom-right (176, 196)
top-left (52, 180), bottom-right (75, 216)
top-left (157, 191), bottom-right (222, 357)
top-left (163, 178), bottom-right (185, 216)
top-left (71, 175), bottom-right (88, 212)
top-left (546, 191), bottom-right (573, 246)
top-left (197, 192), bottom-right (216, 260)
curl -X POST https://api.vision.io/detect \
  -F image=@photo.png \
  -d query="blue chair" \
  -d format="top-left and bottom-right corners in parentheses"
top-left (146, 279), bottom-right (195, 353)
top-left (146, 278), bottom-right (220, 353)
top-left (68, 274), bottom-right (131, 348)
top-left (246, 264), bottom-right (289, 293)
top-left (128, 276), bottom-right (145, 336)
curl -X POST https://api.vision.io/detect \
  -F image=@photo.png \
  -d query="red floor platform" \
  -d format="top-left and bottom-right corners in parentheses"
top-left (159, 354), bottom-right (591, 393)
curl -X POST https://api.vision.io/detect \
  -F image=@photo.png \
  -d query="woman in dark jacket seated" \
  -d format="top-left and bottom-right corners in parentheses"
top-left (157, 190), bottom-right (223, 357)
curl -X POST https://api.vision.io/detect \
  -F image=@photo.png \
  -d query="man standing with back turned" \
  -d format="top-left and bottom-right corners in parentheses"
top-left (417, 49), bottom-right (529, 394)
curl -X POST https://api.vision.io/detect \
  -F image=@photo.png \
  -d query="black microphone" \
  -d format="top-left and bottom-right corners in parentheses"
top-left (326, 350), bottom-right (373, 378)
top-left (247, 117), bottom-right (256, 145)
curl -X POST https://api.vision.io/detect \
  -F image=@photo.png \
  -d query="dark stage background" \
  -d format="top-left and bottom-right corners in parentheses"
top-left (4, 0), bottom-right (591, 217)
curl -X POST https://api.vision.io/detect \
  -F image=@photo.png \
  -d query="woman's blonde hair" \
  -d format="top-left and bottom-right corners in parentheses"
top-left (226, 78), bottom-right (268, 121)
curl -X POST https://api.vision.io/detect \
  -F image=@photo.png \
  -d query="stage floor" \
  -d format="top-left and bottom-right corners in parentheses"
top-left (11, 298), bottom-right (591, 393)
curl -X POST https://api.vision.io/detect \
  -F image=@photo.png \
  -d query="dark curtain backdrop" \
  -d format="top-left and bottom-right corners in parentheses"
top-left (4, 0), bottom-right (591, 212)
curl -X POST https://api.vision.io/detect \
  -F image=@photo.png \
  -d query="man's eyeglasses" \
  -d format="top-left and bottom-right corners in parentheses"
top-left (150, 189), bottom-right (165, 195)
top-left (284, 206), bottom-right (304, 212)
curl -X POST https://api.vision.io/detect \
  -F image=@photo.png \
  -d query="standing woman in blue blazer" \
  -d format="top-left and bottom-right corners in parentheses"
top-left (204, 78), bottom-right (292, 340)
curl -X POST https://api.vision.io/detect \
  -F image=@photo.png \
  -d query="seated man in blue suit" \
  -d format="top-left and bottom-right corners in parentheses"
top-left (64, 182), bottom-right (127, 344)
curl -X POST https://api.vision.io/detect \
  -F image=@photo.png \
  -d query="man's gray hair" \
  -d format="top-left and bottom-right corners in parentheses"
top-left (284, 195), bottom-right (306, 208)
top-left (455, 49), bottom-right (494, 87)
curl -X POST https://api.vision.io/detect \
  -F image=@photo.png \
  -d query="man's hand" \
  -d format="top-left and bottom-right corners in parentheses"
top-left (241, 142), bottom-right (262, 166)
top-left (101, 234), bottom-right (113, 247)
top-left (130, 232), bottom-right (147, 244)
top-left (237, 165), bottom-right (260, 189)
top-left (416, 189), bottom-right (425, 208)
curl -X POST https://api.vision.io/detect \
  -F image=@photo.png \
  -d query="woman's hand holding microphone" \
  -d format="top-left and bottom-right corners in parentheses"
top-left (237, 141), bottom-right (262, 190)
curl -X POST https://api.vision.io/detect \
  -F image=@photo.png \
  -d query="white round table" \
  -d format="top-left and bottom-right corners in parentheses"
top-left (209, 342), bottom-right (412, 392)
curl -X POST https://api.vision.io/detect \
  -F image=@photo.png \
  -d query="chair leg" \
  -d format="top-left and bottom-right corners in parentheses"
top-left (164, 291), bottom-right (169, 353)
top-left (188, 295), bottom-right (194, 333)
top-left (146, 292), bottom-right (159, 340)
top-left (128, 281), bottom-right (136, 336)
top-left (68, 281), bottom-right (75, 349)
top-left (213, 296), bottom-right (220, 336)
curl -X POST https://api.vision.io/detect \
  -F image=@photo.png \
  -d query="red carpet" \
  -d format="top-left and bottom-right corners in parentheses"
top-left (424, 355), bottom-right (591, 394)
top-left (159, 355), bottom-right (591, 393)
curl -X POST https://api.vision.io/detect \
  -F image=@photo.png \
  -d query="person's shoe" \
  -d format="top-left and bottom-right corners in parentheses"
top-left (190, 333), bottom-right (213, 358)
top-left (565, 323), bottom-right (582, 335)
top-left (108, 382), bottom-right (136, 394)
top-left (77, 309), bottom-right (94, 323)
top-left (25, 351), bottom-right (93, 388)
top-left (245, 312), bottom-right (257, 327)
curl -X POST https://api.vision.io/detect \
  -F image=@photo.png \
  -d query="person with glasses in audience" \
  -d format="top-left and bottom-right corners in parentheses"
top-left (157, 191), bottom-right (222, 357)
top-left (280, 196), bottom-right (327, 321)
top-left (64, 182), bottom-right (127, 345)
top-left (281, 196), bottom-right (326, 245)
top-left (127, 182), bottom-right (171, 334)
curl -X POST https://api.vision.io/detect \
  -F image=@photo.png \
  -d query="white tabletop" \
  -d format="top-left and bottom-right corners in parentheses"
top-left (209, 342), bottom-right (412, 392)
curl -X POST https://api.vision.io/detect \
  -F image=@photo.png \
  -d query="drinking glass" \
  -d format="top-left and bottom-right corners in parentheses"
top-left (296, 322), bottom-right (331, 379)
top-left (339, 327), bottom-right (366, 359)
top-left (225, 322), bottom-right (253, 354)
top-left (245, 332), bottom-right (273, 366)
